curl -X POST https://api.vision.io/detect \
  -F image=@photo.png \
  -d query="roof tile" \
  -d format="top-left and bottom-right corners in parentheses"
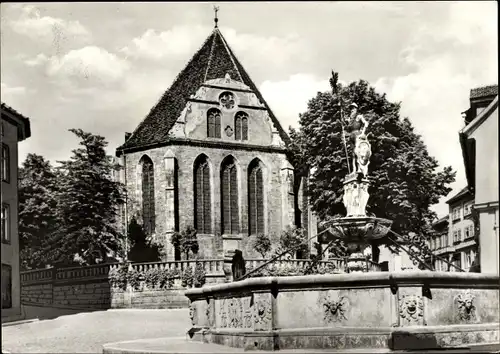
top-left (118, 28), bottom-right (289, 153)
top-left (470, 85), bottom-right (498, 99)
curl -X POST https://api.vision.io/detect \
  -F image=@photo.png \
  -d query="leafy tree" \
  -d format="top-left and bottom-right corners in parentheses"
top-left (275, 226), bottom-right (308, 259)
top-left (288, 71), bottom-right (456, 239)
top-left (171, 226), bottom-right (199, 260)
top-left (253, 233), bottom-right (271, 258)
top-left (18, 154), bottom-right (60, 270)
top-left (50, 129), bottom-right (125, 265)
top-left (127, 217), bottom-right (162, 263)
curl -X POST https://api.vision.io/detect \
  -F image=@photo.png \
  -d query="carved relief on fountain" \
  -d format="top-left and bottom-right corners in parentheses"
top-left (343, 176), bottom-right (370, 217)
top-left (217, 296), bottom-right (259, 329)
top-left (189, 301), bottom-right (198, 326)
top-left (455, 291), bottom-right (477, 323)
top-left (320, 293), bottom-right (349, 324)
top-left (253, 295), bottom-right (273, 331)
top-left (399, 295), bottom-right (424, 325)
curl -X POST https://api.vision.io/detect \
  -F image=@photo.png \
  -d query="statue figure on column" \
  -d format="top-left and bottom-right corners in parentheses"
top-left (345, 103), bottom-right (371, 178)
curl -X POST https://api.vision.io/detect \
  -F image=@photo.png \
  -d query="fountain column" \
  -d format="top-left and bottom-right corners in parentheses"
top-left (319, 103), bottom-right (392, 273)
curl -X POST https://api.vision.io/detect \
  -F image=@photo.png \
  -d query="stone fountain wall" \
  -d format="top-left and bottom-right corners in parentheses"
top-left (185, 272), bottom-right (499, 351)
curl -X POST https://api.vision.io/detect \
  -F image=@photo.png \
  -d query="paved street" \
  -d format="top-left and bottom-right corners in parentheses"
top-left (2, 308), bottom-right (190, 353)
top-left (3, 307), bottom-right (499, 353)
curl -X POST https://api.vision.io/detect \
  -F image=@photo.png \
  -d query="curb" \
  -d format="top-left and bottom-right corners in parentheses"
top-left (2, 318), bottom-right (39, 327)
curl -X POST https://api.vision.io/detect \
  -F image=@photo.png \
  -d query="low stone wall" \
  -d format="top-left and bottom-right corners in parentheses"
top-left (185, 272), bottom-right (500, 351)
top-left (20, 264), bottom-right (204, 310)
top-left (20, 258), bottom-right (346, 310)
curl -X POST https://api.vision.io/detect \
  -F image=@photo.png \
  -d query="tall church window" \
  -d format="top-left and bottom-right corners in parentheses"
top-left (194, 155), bottom-right (211, 234)
top-left (234, 112), bottom-right (248, 141)
top-left (248, 160), bottom-right (264, 235)
top-left (221, 157), bottom-right (239, 234)
top-left (207, 108), bottom-right (221, 138)
top-left (141, 155), bottom-right (155, 235)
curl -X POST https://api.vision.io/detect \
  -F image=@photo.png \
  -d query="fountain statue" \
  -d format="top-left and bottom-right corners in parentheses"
top-left (318, 102), bottom-right (392, 272)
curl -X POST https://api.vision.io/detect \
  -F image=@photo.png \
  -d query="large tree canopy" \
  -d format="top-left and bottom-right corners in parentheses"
top-left (288, 72), bottom-right (455, 237)
top-left (19, 154), bottom-right (59, 270)
top-left (50, 129), bottom-right (125, 265)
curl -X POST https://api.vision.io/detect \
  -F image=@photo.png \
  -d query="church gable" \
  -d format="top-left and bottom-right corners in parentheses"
top-left (117, 28), bottom-right (289, 156)
top-left (169, 74), bottom-right (284, 147)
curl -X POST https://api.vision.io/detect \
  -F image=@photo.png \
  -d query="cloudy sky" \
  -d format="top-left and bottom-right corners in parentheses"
top-left (1, 2), bottom-right (497, 217)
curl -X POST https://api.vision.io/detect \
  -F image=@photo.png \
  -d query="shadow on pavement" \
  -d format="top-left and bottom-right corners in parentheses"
top-left (21, 304), bottom-right (106, 322)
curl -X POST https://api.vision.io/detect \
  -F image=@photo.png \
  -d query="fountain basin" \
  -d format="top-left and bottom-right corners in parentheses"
top-left (185, 272), bottom-right (499, 351)
top-left (318, 216), bottom-right (393, 244)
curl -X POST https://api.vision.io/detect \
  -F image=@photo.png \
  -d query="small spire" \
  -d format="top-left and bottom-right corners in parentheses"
top-left (213, 5), bottom-right (219, 28)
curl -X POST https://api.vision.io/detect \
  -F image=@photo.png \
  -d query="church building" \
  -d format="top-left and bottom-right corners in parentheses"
top-left (115, 21), bottom-right (314, 260)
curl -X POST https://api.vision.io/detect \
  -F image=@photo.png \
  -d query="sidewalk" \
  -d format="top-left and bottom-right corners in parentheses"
top-left (102, 337), bottom-right (500, 354)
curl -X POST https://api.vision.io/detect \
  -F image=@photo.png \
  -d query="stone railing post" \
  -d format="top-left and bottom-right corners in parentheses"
top-left (223, 249), bottom-right (236, 282)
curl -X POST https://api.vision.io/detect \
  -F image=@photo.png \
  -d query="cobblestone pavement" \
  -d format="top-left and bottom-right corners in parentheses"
top-left (2, 308), bottom-right (190, 353)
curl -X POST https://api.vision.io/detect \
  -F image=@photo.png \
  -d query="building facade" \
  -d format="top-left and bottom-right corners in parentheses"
top-left (460, 84), bottom-right (499, 274)
top-left (1, 103), bottom-right (31, 322)
top-left (116, 27), bottom-right (310, 260)
top-left (428, 190), bottom-right (477, 273)
top-left (445, 187), bottom-right (477, 272)
top-left (428, 215), bottom-right (450, 271)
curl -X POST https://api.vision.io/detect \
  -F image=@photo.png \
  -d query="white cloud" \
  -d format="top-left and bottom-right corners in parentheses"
top-left (121, 25), bottom-right (309, 72)
top-left (24, 53), bottom-right (49, 67)
top-left (373, 1), bottom-right (498, 217)
top-left (121, 25), bottom-right (209, 60)
top-left (1, 82), bottom-right (27, 97)
top-left (260, 74), bottom-right (331, 130)
top-left (9, 5), bottom-right (91, 45)
top-left (222, 28), bottom-right (309, 70)
top-left (45, 46), bottom-right (130, 83)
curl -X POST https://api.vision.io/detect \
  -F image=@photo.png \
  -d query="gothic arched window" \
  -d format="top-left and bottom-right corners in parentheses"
top-left (141, 155), bottom-right (155, 235)
top-left (248, 160), bottom-right (264, 235)
top-left (194, 155), bottom-right (211, 234)
top-left (207, 108), bottom-right (221, 138)
top-left (221, 157), bottom-right (239, 235)
top-left (234, 111), bottom-right (248, 141)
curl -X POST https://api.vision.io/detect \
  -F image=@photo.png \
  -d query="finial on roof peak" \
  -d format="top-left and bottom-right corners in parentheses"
top-left (213, 5), bottom-right (219, 28)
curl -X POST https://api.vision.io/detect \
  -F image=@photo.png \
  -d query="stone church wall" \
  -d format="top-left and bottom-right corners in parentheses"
top-left (122, 144), bottom-right (296, 260)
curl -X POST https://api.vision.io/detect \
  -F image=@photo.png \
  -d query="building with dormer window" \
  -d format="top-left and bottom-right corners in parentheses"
top-left (115, 26), bottom-right (311, 260)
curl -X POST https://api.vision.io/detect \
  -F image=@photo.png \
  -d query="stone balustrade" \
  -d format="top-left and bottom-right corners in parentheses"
top-left (185, 271), bottom-right (500, 351)
top-left (245, 258), bottom-right (346, 274)
top-left (131, 259), bottom-right (225, 275)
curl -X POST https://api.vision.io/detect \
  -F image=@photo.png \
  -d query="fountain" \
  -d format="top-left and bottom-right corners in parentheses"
top-left (183, 103), bottom-right (499, 351)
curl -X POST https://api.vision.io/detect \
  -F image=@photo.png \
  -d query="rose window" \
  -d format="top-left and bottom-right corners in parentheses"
top-left (219, 91), bottom-right (236, 110)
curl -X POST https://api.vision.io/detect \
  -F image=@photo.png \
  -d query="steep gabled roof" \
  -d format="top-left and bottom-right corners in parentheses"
top-left (117, 28), bottom-right (289, 155)
top-left (470, 84), bottom-right (498, 100)
top-left (1, 102), bottom-right (31, 141)
top-left (446, 186), bottom-right (473, 205)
